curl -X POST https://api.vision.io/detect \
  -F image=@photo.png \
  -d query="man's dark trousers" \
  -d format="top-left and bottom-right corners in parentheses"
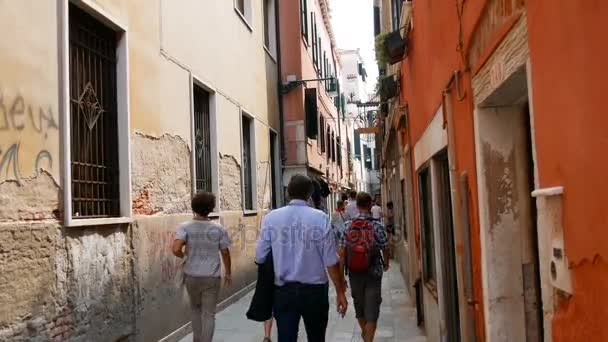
top-left (273, 282), bottom-right (329, 342)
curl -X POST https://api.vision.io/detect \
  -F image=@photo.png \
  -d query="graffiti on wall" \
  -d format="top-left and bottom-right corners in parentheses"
top-left (146, 229), bottom-right (179, 283)
top-left (0, 90), bottom-right (57, 183)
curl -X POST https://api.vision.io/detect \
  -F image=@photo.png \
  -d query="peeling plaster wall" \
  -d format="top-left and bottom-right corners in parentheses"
top-left (0, 172), bottom-right (60, 222)
top-left (0, 221), bottom-right (135, 342)
top-left (131, 133), bottom-right (192, 215)
top-left (64, 226), bottom-right (135, 341)
top-left (0, 223), bottom-right (61, 340)
top-left (219, 154), bottom-right (243, 211)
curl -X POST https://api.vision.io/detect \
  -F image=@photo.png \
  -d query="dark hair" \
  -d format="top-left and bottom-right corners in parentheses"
top-left (337, 200), bottom-right (344, 208)
top-left (349, 190), bottom-right (357, 199)
top-left (341, 193), bottom-right (348, 202)
top-left (191, 192), bottom-right (216, 216)
top-left (288, 174), bottom-right (313, 200)
top-left (356, 192), bottom-right (373, 209)
top-left (387, 201), bottom-right (394, 209)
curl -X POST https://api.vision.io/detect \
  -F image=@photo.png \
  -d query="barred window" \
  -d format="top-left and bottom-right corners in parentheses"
top-left (193, 86), bottom-right (212, 192)
top-left (242, 114), bottom-right (255, 210)
top-left (69, 4), bottom-right (120, 218)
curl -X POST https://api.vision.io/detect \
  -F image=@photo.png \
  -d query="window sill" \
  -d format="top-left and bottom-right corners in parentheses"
top-left (234, 8), bottom-right (253, 32)
top-left (66, 216), bottom-right (133, 228)
top-left (264, 46), bottom-right (277, 63)
top-left (243, 210), bottom-right (258, 216)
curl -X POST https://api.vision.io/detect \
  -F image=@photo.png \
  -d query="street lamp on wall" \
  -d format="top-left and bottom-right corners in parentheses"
top-left (281, 74), bottom-right (338, 95)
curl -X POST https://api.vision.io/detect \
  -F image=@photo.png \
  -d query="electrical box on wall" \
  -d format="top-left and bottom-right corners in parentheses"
top-left (550, 224), bottom-right (573, 294)
top-left (532, 186), bottom-right (573, 294)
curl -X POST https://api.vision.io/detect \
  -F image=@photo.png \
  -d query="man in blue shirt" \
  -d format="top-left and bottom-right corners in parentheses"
top-left (255, 174), bottom-right (348, 342)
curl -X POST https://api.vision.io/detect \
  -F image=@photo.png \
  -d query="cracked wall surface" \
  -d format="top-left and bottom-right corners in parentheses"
top-left (131, 133), bottom-right (192, 215)
top-left (219, 154), bottom-right (242, 211)
top-left (256, 161), bottom-right (271, 210)
top-left (0, 221), bottom-right (134, 342)
top-left (0, 172), bottom-right (60, 222)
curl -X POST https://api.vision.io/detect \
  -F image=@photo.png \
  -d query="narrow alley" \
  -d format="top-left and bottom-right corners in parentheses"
top-left (177, 263), bottom-right (425, 342)
top-left (1, 0), bottom-right (607, 341)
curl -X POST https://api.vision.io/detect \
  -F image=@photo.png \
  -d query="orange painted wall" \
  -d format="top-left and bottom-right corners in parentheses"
top-left (525, 0), bottom-right (608, 340)
top-left (399, 0), bottom-right (488, 339)
top-left (400, 0), bottom-right (608, 339)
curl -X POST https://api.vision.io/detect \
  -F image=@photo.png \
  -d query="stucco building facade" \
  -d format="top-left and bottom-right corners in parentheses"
top-left (376, 0), bottom-right (608, 341)
top-left (0, 0), bottom-right (281, 341)
top-left (338, 49), bottom-right (381, 196)
top-left (280, 0), bottom-right (351, 206)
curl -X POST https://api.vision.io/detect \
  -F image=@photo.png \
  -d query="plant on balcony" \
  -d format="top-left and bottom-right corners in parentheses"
top-left (375, 30), bottom-right (408, 66)
top-left (380, 75), bottom-right (399, 100)
top-left (375, 32), bottom-right (390, 66)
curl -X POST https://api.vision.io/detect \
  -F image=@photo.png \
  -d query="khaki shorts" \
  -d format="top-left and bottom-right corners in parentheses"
top-left (348, 272), bottom-right (382, 322)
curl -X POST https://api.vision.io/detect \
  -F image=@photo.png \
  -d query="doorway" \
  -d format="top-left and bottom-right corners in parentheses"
top-left (436, 151), bottom-right (461, 342)
top-left (474, 63), bottom-right (543, 341)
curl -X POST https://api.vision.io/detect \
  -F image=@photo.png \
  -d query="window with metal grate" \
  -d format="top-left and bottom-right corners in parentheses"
top-left (193, 86), bottom-right (212, 193)
top-left (69, 4), bottom-right (119, 218)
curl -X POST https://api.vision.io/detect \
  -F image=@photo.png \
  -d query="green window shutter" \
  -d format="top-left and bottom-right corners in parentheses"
top-left (305, 88), bottom-right (318, 138)
top-left (311, 13), bottom-right (316, 62)
top-left (300, 0), bottom-right (308, 39)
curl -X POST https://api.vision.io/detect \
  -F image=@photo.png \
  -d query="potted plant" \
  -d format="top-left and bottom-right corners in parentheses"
top-left (384, 30), bottom-right (408, 64)
top-left (380, 75), bottom-right (399, 100)
top-left (375, 32), bottom-right (390, 65)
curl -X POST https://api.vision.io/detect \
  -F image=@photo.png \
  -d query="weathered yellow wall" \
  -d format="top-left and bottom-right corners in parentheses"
top-left (0, 1), bottom-right (60, 183)
top-left (0, 0), bottom-right (281, 341)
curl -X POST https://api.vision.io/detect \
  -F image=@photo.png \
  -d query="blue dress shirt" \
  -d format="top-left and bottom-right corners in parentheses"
top-left (255, 199), bottom-right (339, 286)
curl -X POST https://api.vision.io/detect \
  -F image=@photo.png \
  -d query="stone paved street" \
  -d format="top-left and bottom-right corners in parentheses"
top-left (179, 262), bottom-right (426, 342)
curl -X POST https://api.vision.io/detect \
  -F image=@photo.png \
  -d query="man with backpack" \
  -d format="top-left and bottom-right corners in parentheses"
top-left (339, 192), bottom-right (390, 342)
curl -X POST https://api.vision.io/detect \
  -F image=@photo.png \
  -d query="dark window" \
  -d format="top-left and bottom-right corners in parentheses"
top-left (419, 167), bottom-right (436, 283)
top-left (391, 0), bottom-right (403, 31)
top-left (311, 13), bottom-right (317, 66)
top-left (269, 130), bottom-right (278, 209)
top-left (354, 130), bottom-right (361, 159)
top-left (364, 145), bottom-right (372, 169)
top-left (193, 85), bottom-right (212, 193)
top-left (346, 137), bottom-right (352, 170)
top-left (69, 4), bottom-right (120, 218)
top-left (242, 115), bottom-right (254, 210)
top-left (374, 5), bottom-right (381, 36)
top-left (326, 126), bottom-right (331, 162)
top-left (331, 132), bottom-right (336, 162)
top-left (236, 0), bottom-right (245, 15)
top-left (319, 115), bottom-right (326, 153)
top-left (300, 0), bottom-right (308, 40)
top-left (263, 0), bottom-right (271, 48)
top-left (305, 88), bottom-right (318, 138)
top-left (337, 136), bottom-right (342, 169)
top-left (318, 38), bottom-right (322, 73)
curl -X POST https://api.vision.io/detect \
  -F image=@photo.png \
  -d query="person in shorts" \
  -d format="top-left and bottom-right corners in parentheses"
top-left (339, 192), bottom-right (390, 342)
